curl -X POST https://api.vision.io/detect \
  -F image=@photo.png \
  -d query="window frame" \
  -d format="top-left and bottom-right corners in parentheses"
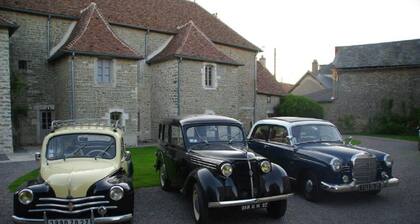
top-left (169, 125), bottom-right (184, 148)
top-left (95, 58), bottom-right (114, 85)
top-left (202, 63), bottom-right (217, 89)
top-left (251, 124), bottom-right (270, 141)
top-left (268, 125), bottom-right (290, 145)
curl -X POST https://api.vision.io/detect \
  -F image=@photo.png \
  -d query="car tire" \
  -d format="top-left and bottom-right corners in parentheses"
top-left (159, 162), bottom-right (172, 191)
top-left (302, 172), bottom-right (322, 202)
top-left (267, 200), bottom-right (287, 219)
top-left (192, 183), bottom-right (209, 224)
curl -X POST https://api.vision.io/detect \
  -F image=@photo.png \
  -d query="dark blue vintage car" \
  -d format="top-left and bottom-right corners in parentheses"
top-left (247, 117), bottom-right (399, 202)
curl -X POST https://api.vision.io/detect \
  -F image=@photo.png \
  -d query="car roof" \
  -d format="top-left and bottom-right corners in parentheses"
top-left (253, 117), bottom-right (334, 129)
top-left (163, 114), bottom-right (242, 126)
top-left (268, 117), bottom-right (325, 123)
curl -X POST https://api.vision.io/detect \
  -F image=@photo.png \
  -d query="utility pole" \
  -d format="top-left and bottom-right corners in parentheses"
top-left (274, 48), bottom-right (277, 79)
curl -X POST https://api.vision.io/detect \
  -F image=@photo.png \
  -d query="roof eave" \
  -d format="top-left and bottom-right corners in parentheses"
top-left (49, 50), bottom-right (143, 62)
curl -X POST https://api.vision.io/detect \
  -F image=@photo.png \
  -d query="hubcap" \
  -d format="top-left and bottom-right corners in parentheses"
top-left (305, 179), bottom-right (314, 193)
top-left (160, 164), bottom-right (166, 187)
top-left (192, 187), bottom-right (200, 220)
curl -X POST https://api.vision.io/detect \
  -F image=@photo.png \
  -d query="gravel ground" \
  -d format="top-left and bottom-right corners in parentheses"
top-left (2, 136), bottom-right (420, 223)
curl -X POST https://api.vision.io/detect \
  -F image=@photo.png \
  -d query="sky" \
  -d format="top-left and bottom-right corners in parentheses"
top-left (195, 0), bottom-right (420, 84)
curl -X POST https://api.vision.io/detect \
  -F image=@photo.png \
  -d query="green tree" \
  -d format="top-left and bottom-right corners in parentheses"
top-left (275, 95), bottom-right (324, 119)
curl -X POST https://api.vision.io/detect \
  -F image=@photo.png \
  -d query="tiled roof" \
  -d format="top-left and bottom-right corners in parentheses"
top-left (0, 0), bottom-right (260, 52)
top-left (280, 83), bottom-right (294, 93)
top-left (147, 21), bottom-right (240, 66)
top-left (304, 88), bottom-right (333, 103)
top-left (50, 3), bottom-right (142, 60)
top-left (0, 15), bottom-right (18, 34)
top-left (334, 39), bottom-right (420, 69)
top-left (257, 61), bottom-right (291, 96)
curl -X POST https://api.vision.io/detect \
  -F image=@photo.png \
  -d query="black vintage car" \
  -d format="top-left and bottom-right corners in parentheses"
top-left (248, 117), bottom-right (400, 202)
top-left (13, 120), bottom-right (134, 224)
top-left (155, 115), bottom-right (293, 223)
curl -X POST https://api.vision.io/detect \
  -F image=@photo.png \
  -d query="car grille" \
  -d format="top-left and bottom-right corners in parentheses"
top-left (231, 160), bottom-right (260, 199)
top-left (29, 196), bottom-right (116, 214)
top-left (353, 156), bottom-right (377, 184)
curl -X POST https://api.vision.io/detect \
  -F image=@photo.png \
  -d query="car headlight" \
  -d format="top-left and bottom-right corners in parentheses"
top-left (384, 154), bottom-right (393, 167)
top-left (330, 158), bottom-right (342, 172)
top-left (260, 160), bottom-right (272, 173)
top-left (220, 163), bottom-right (233, 177)
top-left (109, 186), bottom-right (124, 201)
top-left (18, 189), bottom-right (33, 205)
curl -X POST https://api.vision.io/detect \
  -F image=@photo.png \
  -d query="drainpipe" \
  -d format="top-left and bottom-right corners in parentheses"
top-left (47, 15), bottom-right (51, 56)
top-left (70, 52), bottom-right (76, 119)
top-left (144, 29), bottom-right (150, 57)
top-left (253, 56), bottom-right (257, 124)
top-left (177, 58), bottom-right (182, 116)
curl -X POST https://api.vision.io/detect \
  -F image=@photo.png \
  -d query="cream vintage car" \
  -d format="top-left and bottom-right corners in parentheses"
top-left (12, 119), bottom-right (134, 224)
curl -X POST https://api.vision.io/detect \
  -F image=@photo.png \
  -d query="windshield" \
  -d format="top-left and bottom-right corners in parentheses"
top-left (46, 134), bottom-right (116, 160)
top-left (186, 125), bottom-right (245, 146)
top-left (292, 124), bottom-right (342, 144)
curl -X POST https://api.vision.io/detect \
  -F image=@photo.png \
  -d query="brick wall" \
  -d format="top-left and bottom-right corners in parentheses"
top-left (326, 68), bottom-right (420, 132)
top-left (0, 28), bottom-right (13, 153)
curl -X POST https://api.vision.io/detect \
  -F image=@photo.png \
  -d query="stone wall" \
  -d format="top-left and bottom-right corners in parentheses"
top-left (291, 75), bottom-right (324, 95)
top-left (255, 94), bottom-right (281, 122)
top-left (53, 57), bottom-right (70, 120)
top-left (0, 28), bottom-right (13, 153)
top-left (71, 56), bottom-right (141, 145)
top-left (326, 67), bottom-right (420, 132)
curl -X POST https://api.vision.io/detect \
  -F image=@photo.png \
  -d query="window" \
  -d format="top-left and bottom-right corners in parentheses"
top-left (186, 125), bottom-right (244, 144)
top-left (269, 125), bottom-right (289, 144)
top-left (110, 111), bottom-right (122, 126)
top-left (97, 59), bottom-right (112, 84)
top-left (170, 125), bottom-right (184, 147)
top-left (251, 125), bottom-right (270, 141)
top-left (267, 96), bottom-right (271, 104)
top-left (18, 60), bottom-right (28, 70)
top-left (203, 64), bottom-right (216, 89)
top-left (40, 110), bottom-right (53, 130)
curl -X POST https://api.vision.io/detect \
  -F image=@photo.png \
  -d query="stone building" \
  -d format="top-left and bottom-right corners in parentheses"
top-left (255, 56), bottom-right (292, 121)
top-left (329, 39), bottom-right (420, 131)
top-left (0, 0), bottom-right (263, 150)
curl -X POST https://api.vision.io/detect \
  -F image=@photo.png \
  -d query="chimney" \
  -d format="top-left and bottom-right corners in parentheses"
top-left (259, 55), bottom-right (266, 67)
top-left (312, 59), bottom-right (319, 76)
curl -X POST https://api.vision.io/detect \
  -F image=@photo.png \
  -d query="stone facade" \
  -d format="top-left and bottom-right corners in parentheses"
top-left (255, 94), bottom-right (280, 121)
top-left (291, 73), bottom-right (324, 95)
top-left (0, 28), bottom-right (13, 153)
top-left (0, 7), bottom-right (259, 147)
top-left (326, 67), bottom-right (420, 132)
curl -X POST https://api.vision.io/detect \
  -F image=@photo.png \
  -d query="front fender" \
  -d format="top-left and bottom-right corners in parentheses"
top-left (183, 168), bottom-right (224, 203)
top-left (259, 163), bottom-right (291, 195)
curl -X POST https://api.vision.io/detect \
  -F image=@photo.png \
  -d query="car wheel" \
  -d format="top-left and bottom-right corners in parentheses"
top-left (159, 162), bottom-right (171, 191)
top-left (192, 183), bottom-right (209, 224)
top-left (302, 172), bottom-right (322, 202)
top-left (267, 200), bottom-right (287, 219)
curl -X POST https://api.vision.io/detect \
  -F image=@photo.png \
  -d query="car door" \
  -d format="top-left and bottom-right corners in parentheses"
top-left (266, 125), bottom-right (297, 177)
top-left (166, 124), bottom-right (188, 187)
top-left (247, 124), bottom-right (271, 158)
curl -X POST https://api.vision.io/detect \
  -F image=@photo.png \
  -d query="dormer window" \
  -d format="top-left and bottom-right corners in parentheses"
top-left (203, 64), bottom-right (217, 89)
top-left (96, 59), bottom-right (113, 84)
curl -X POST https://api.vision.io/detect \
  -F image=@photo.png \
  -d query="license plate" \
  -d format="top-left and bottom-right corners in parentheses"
top-left (358, 182), bottom-right (382, 192)
top-left (48, 219), bottom-right (91, 224)
top-left (241, 202), bottom-right (268, 211)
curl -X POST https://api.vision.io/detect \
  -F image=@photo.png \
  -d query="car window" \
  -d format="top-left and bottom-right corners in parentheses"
top-left (269, 125), bottom-right (289, 144)
top-left (251, 125), bottom-right (270, 141)
top-left (171, 125), bottom-right (184, 147)
top-left (186, 125), bottom-right (244, 144)
top-left (292, 124), bottom-right (342, 144)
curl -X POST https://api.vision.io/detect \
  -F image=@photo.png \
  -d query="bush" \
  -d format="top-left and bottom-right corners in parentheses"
top-left (275, 95), bottom-right (324, 119)
top-left (337, 115), bottom-right (355, 133)
top-left (368, 99), bottom-right (419, 135)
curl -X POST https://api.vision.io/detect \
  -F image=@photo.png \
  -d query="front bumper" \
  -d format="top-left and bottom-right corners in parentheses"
top-left (208, 193), bottom-right (293, 208)
top-left (321, 177), bottom-right (400, 193)
top-left (12, 213), bottom-right (132, 224)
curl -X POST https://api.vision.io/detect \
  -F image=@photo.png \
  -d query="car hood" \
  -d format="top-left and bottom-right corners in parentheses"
top-left (41, 159), bottom-right (119, 198)
top-left (298, 143), bottom-right (386, 162)
top-left (190, 144), bottom-right (259, 162)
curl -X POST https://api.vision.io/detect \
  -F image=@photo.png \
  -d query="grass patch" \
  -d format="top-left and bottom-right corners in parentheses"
top-left (8, 169), bottom-right (40, 192)
top-left (365, 134), bottom-right (418, 142)
top-left (350, 139), bottom-right (362, 145)
top-left (8, 147), bottom-right (160, 193)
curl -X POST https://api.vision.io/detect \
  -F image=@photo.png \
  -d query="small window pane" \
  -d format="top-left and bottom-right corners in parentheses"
top-left (171, 126), bottom-right (183, 147)
top-left (97, 59), bottom-right (112, 84)
top-left (252, 125), bottom-right (270, 141)
top-left (269, 126), bottom-right (289, 144)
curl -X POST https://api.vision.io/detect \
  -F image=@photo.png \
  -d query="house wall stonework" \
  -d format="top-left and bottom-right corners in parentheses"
top-left (326, 68), bottom-right (420, 132)
top-left (53, 57), bottom-right (70, 121)
top-left (0, 28), bottom-right (13, 153)
top-left (255, 94), bottom-right (280, 121)
top-left (291, 75), bottom-right (324, 95)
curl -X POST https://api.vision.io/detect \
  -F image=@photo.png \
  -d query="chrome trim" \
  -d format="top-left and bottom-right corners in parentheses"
top-left (208, 193), bottom-right (294, 208)
top-left (12, 213), bottom-right (132, 224)
top-left (18, 189), bottom-right (34, 205)
top-left (351, 152), bottom-right (376, 165)
top-left (321, 177), bottom-right (400, 193)
top-left (28, 206), bottom-right (117, 214)
top-left (247, 158), bottom-right (255, 198)
top-left (35, 201), bottom-right (109, 209)
top-left (39, 196), bottom-right (105, 203)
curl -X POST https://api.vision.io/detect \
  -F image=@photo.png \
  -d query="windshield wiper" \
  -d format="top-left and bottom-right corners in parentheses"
top-left (95, 142), bottom-right (114, 160)
top-left (65, 144), bottom-right (87, 160)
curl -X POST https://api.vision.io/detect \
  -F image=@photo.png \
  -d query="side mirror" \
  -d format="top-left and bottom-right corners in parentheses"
top-left (345, 136), bottom-right (353, 145)
top-left (35, 152), bottom-right (41, 161)
top-left (125, 151), bottom-right (132, 161)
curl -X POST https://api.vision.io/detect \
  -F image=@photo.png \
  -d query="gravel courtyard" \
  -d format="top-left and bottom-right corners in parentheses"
top-left (2, 136), bottom-right (419, 223)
